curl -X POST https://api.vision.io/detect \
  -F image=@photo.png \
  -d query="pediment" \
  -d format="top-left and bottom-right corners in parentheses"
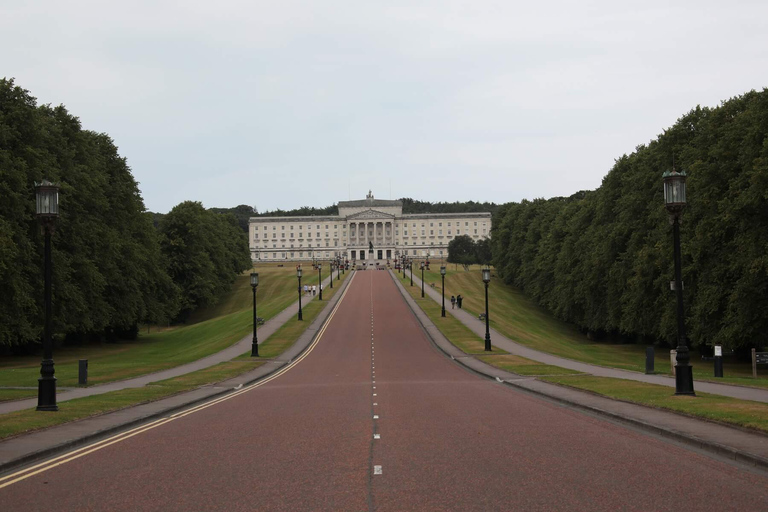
top-left (346, 209), bottom-right (395, 220)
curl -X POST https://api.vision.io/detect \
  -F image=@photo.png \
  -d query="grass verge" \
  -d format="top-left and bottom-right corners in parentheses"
top-left (540, 375), bottom-right (768, 433)
top-left (0, 360), bottom-right (265, 440)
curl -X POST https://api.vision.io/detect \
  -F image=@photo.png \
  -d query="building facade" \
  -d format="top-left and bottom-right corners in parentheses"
top-left (249, 192), bottom-right (492, 263)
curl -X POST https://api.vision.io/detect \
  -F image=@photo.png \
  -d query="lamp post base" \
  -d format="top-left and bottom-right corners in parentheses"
top-left (251, 339), bottom-right (259, 358)
top-left (37, 371), bottom-right (58, 411)
top-left (674, 364), bottom-right (695, 396)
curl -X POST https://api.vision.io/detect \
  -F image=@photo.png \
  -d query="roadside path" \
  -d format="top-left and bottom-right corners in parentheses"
top-left (406, 270), bottom-right (768, 403)
top-left (0, 275), bottom-right (337, 415)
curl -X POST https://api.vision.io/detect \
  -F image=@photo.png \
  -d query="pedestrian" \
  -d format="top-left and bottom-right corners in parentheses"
top-left (450, 295), bottom-right (456, 309)
top-left (304, 284), bottom-right (308, 295)
top-left (457, 294), bottom-right (463, 309)
top-left (312, 285), bottom-right (316, 296)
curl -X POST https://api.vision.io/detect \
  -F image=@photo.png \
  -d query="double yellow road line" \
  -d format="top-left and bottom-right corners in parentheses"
top-left (0, 273), bottom-right (355, 490)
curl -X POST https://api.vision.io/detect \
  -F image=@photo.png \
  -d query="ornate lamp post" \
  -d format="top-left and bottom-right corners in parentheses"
top-left (35, 180), bottom-right (60, 411)
top-left (250, 272), bottom-right (259, 357)
top-left (420, 262), bottom-right (425, 298)
top-left (409, 261), bottom-right (413, 287)
top-left (318, 263), bottom-right (323, 300)
top-left (297, 266), bottom-right (303, 321)
top-left (482, 266), bottom-right (492, 352)
top-left (440, 265), bottom-right (447, 317)
top-left (663, 168), bottom-right (695, 396)
top-left (329, 261), bottom-right (334, 289)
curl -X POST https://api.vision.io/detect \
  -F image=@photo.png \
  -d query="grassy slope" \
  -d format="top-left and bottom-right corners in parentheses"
top-left (415, 264), bottom-right (768, 387)
top-left (0, 263), bottom-right (314, 390)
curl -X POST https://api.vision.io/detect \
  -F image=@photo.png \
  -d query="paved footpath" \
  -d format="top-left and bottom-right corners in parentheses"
top-left (407, 270), bottom-right (768, 403)
top-left (0, 275), bottom-right (338, 415)
top-left (2, 271), bottom-right (767, 511)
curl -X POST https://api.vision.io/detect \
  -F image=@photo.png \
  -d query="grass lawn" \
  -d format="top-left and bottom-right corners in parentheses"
top-left (541, 375), bottom-right (768, 433)
top-left (394, 271), bottom-right (505, 354)
top-left (0, 264), bottom-right (318, 394)
top-left (413, 263), bottom-right (768, 389)
top-left (477, 355), bottom-right (582, 376)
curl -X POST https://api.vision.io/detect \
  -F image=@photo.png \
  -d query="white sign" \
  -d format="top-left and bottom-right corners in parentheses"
top-left (715, 346), bottom-right (722, 357)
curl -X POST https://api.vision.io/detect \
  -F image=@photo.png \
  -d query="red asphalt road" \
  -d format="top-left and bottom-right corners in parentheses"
top-left (2, 271), bottom-right (768, 511)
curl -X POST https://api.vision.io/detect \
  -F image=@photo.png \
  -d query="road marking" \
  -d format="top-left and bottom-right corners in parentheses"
top-left (373, 403), bottom-right (377, 406)
top-left (373, 415), bottom-right (379, 419)
top-left (374, 434), bottom-right (380, 439)
top-left (374, 465), bottom-right (383, 475)
top-left (0, 270), bottom-right (358, 489)
top-left (373, 393), bottom-right (377, 396)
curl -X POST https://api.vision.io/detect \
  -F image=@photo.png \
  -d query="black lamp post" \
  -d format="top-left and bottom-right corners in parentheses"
top-left (250, 272), bottom-right (259, 357)
top-left (329, 261), bottom-right (334, 289)
top-left (420, 262), bottom-right (425, 298)
top-left (36, 180), bottom-right (60, 411)
top-left (409, 261), bottom-right (413, 286)
top-left (336, 257), bottom-right (340, 280)
top-left (318, 264), bottom-right (323, 300)
top-left (663, 168), bottom-right (695, 396)
top-left (440, 265), bottom-right (447, 317)
top-left (297, 266), bottom-right (303, 321)
top-left (482, 267), bottom-right (492, 352)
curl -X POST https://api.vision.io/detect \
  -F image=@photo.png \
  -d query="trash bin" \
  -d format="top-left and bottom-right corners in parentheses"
top-left (457, 296), bottom-right (463, 309)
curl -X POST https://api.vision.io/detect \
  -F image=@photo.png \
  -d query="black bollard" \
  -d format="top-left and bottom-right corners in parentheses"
top-left (714, 345), bottom-right (724, 378)
top-left (645, 346), bottom-right (655, 375)
top-left (78, 359), bottom-right (88, 385)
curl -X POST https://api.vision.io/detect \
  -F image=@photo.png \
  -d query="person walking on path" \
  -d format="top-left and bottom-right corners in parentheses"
top-left (312, 285), bottom-right (316, 296)
top-left (451, 295), bottom-right (456, 309)
top-left (304, 284), bottom-right (308, 295)
top-left (457, 294), bottom-right (463, 309)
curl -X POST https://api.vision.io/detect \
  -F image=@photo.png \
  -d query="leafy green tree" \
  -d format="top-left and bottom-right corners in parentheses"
top-left (447, 235), bottom-right (476, 268)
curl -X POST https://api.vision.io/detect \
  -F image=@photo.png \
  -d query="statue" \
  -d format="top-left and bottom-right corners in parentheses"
top-left (368, 241), bottom-right (374, 253)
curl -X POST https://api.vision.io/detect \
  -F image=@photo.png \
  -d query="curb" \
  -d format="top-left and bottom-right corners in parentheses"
top-left (0, 272), bottom-right (355, 475)
top-left (388, 270), bottom-right (768, 472)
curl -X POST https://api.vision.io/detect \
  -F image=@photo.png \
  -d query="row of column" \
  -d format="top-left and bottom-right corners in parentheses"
top-left (348, 221), bottom-right (394, 247)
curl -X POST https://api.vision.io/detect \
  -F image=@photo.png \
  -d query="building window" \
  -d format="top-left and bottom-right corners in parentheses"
top-left (439, 222), bottom-right (442, 227)
top-left (282, 226), bottom-right (285, 230)
top-left (430, 230), bottom-right (434, 235)
top-left (290, 225), bottom-right (294, 230)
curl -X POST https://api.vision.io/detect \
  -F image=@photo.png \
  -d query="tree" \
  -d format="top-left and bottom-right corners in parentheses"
top-left (448, 235), bottom-right (476, 269)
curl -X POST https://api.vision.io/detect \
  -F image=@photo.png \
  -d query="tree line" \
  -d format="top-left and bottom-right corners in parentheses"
top-left (0, 79), bottom-right (251, 350)
top-left (491, 89), bottom-right (768, 354)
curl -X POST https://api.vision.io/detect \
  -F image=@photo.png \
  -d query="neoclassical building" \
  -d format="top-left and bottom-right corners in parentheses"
top-left (249, 192), bottom-right (491, 263)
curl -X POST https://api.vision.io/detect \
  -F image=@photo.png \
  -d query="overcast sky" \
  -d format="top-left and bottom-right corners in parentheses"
top-left (3, 1), bottom-right (767, 213)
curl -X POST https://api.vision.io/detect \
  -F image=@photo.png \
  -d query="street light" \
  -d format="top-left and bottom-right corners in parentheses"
top-left (663, 168), bottom-right (695, 396)
top-left (329, 261), bottom-right (334, 289)
top-left (297, 266), bottom-right (303, 321)
top-left (482, 266), bottom-right (492, 352)
top-left (440, 265), bottom-right (447, 317)
top-left (250, 272), bottom-right (259, 357)
top-left (420, 261), bottom-right (425, 298)
top-left (35, 180), bottom-right (60, 411)
top-left (409, 261), bottom-right (413, 286)
top-left (318, 263), bottom-right (323, 300)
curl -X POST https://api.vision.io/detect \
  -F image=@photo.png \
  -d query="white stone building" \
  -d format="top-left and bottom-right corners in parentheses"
top-left (249, 192), bottom-right (491, 264)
